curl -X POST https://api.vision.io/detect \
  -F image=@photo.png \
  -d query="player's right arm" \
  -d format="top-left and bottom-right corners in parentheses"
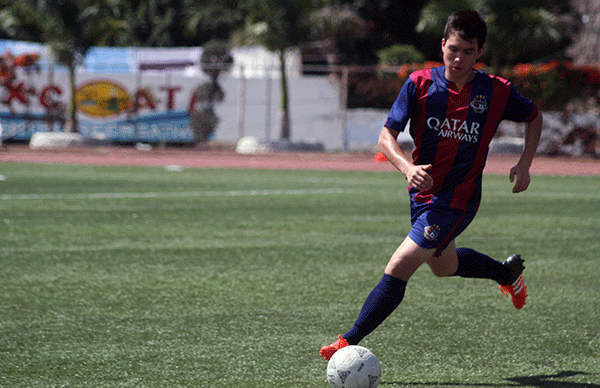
top-left (378, 126), bottom-right (433, 191)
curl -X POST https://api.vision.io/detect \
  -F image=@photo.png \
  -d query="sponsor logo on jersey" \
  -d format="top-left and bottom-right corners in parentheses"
top-left (426, 117), bottom-right (480, 143)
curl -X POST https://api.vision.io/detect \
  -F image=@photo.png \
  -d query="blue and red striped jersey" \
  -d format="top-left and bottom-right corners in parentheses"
top-left (385, 66), bottom-right (538, 211)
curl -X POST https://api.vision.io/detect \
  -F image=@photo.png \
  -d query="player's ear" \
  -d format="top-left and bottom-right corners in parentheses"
top-left (477, 45), bottom-right (485, 58)
top-left (441, 38), bottom-right (446, 48)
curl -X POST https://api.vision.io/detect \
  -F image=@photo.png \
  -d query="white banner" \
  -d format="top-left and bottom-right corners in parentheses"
top-left (0, 40), bottom-right (211, 143)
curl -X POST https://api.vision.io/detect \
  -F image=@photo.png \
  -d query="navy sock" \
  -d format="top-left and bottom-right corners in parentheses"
top-left (454, 247), bottom-right (510, 284)
top-left (343, 274), bottom-right (407, 345)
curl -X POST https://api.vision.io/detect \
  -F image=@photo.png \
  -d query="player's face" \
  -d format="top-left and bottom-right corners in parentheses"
top-left (441, 31), bottom-right (484, 85)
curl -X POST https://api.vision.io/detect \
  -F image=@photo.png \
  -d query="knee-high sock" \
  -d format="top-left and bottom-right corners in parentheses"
top-left (343, 274), bottom-right (407, 345)
top-left (454, 247), bottom-right (510, 284)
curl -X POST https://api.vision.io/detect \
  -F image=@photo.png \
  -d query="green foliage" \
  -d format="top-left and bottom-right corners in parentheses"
top-left (377, 44), bottom-right (424, 66)
top-left (1, 162), bottom-right (599, 387)
top-left (183, 1), bottom-right (244, 45)
top-left (189, 40), bottom-right (232, 143)
top-left (416, 0), bottom-right (475, 35)
top-left (0, 1), bottom-right (587, 113)
top-left (0, 0), bottom-right (131, 133)
top-left (242, 0), bottom-right (312, 52)
top-left (0, 0), bottom-right (577, 69)
top-left (309, 4), bottom-right (367, 41)
top-left (125, 0), bottom-right (183, 47)
top-left (195, 83), bottom-right (225, 104)
top-left (416, 0), bottom-right (574, 68)
top-left (189, 107), bottom-right (219, 142)
top-left (1, 0), bottom-right (128, 56)
top-left (234, 0), bottom-right (315, 139)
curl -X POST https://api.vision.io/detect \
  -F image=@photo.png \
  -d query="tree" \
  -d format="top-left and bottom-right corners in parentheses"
top-left (0, 0), bottom-right (128, 132)
top-left (377, 44), bottom-right (425, 66)
top-left (122, 0), bottom-right (188, 47)
top-left (308, 4), bottom-right (370, 66)
top-left (415, 0), bottom-right (576, 71)
top-left (484, 0), bottom-right (575, 70)
top-left (182, 0), bottom-right (245, 46)
top-left (190, 40), bottom-right (233, 142)
top-left (239, 0), bottom-right (312, 140)
top-left (353, 0), bottom-right (429, 62)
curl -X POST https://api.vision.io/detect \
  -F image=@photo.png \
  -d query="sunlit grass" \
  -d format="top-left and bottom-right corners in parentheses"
top-left (1, 162), bottom-right (599, 387)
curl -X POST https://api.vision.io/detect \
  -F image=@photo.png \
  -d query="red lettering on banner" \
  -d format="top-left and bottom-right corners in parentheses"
top-left (161, 86), bottom-right (181, 110)
top-left (39, 85), bottom-right (62, 110)
top-left (3, 81), bottom-right (30, 105)
top-left (188, 91), bottom-right (198, 114)
top-left (2, 76), bottom-right (197, 116)
top-left (132, 88), bottom-right (156, 111)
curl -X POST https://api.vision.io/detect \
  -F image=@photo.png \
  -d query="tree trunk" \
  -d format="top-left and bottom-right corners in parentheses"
top-left (278, 50), bottom-right (290, 140)
top-left (69, 62), bottom-right (78, 133)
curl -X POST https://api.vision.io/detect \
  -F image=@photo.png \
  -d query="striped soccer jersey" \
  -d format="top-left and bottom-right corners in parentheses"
top-left (385, 66), bottom-right (539, 212)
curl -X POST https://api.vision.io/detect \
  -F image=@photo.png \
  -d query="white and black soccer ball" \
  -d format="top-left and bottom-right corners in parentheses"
top-left (327, 345), bottom-right (381, 388)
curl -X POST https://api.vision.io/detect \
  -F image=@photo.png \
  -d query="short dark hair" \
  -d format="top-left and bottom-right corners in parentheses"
top-left (444, 10), bottom-right (487, 49)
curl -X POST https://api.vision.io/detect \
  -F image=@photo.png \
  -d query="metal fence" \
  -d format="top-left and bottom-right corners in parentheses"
top-left (213, 63), bottom-right (402, 151)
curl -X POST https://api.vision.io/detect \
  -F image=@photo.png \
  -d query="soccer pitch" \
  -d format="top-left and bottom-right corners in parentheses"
top-left (1, 162), bottom-right (599, 388)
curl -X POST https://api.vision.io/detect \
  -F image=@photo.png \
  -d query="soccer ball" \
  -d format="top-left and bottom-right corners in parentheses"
top-left (327, 345), bottom-right (381, 388)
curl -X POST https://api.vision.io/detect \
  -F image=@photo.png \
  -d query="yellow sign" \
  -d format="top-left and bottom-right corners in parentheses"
top-left (75, 80), bottom-right (130, 117)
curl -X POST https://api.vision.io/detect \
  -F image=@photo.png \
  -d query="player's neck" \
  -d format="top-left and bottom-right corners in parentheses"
top-left (445, 69), bottom-right (476, 92)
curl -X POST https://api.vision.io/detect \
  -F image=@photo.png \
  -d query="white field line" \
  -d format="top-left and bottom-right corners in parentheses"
top-left (0, 188), bottom-right (360, 201)
top-left (2, 188), bottom-right (597, 201)
top-left (485, 190), bottom-right (600, 200)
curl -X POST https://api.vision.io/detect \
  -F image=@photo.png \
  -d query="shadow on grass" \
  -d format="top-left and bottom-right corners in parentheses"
top-left (382, 370), bottom-right (599, 387)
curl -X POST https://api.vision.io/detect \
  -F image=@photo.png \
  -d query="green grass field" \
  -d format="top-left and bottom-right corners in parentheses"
top-left (1, 161), bottom-right (599, 388)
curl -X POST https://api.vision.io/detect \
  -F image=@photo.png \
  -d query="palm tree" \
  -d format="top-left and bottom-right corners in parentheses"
top-left (484, 1), bottom-right (569, 70)
top-left (124, 0), bottom-right (189, 47)
top-left (0, 0), bottom-right (128, 132)
top-left (181, 0), bottom-right (244, 46)
top-left (238, 0), bottom-right (312, 140)
top-left (308, 4), bottom-right (369, 66)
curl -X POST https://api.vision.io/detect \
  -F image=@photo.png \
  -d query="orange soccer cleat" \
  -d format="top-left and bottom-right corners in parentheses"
top-left (499, 254), bottom-right (527, 309)
top-left (320, 335), bottom-right (349, 361)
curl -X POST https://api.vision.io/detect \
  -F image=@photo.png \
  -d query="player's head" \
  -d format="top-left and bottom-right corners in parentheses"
top-left (444, 10), bottom-right (487, 51)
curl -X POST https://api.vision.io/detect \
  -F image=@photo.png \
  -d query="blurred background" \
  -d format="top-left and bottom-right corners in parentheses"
top-left (0, 0), bottom-right (598, 156)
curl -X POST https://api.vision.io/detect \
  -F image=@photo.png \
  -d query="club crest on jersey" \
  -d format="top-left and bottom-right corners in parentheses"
top-left (470, 94), bottom-right (488, 114)
top-left (423, 225), bottom-right (441, 241)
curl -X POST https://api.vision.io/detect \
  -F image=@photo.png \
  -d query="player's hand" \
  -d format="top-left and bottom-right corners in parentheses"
top-left (406, 164), bottom-right (433, 191)
top-left (509, 164), bottom-right (531, 193)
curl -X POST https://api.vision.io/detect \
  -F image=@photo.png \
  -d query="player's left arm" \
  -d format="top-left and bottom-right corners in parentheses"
top-left (510, 112), bottom-right (543, 193)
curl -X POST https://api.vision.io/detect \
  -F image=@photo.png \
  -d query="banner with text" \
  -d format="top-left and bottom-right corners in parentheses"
top-left (1, 42), bottom-right (207, 143)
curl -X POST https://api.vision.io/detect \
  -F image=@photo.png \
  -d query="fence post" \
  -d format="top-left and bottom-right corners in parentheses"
top-left (237, 65), bottom-right (246, 141)
top-left (265, 66), bottom-right (272, 141)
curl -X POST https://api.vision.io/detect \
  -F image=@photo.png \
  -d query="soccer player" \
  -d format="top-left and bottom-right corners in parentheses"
top-left (320, 9), bottom-right (543, 360)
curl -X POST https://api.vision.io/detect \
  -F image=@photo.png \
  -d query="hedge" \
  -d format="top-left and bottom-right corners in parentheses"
top-left (347, 61), bottom-right (600, 112)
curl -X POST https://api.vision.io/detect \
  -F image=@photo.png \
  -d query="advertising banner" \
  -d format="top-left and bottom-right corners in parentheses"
top-left (1, 40), bottom-right (206, 143)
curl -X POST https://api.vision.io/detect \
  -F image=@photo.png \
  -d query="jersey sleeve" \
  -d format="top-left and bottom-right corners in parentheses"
top-left (502, 85), bottom-right (539, 123)
top-left (384, 77), bottom-right (417, 132)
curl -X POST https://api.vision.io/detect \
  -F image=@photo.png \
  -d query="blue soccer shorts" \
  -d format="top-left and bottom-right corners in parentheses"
top-left (408, 202), bottom-right (477, 257)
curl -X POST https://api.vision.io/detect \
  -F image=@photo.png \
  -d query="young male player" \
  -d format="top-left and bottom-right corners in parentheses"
top-left (320, 9), bottom-right (543, 360)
